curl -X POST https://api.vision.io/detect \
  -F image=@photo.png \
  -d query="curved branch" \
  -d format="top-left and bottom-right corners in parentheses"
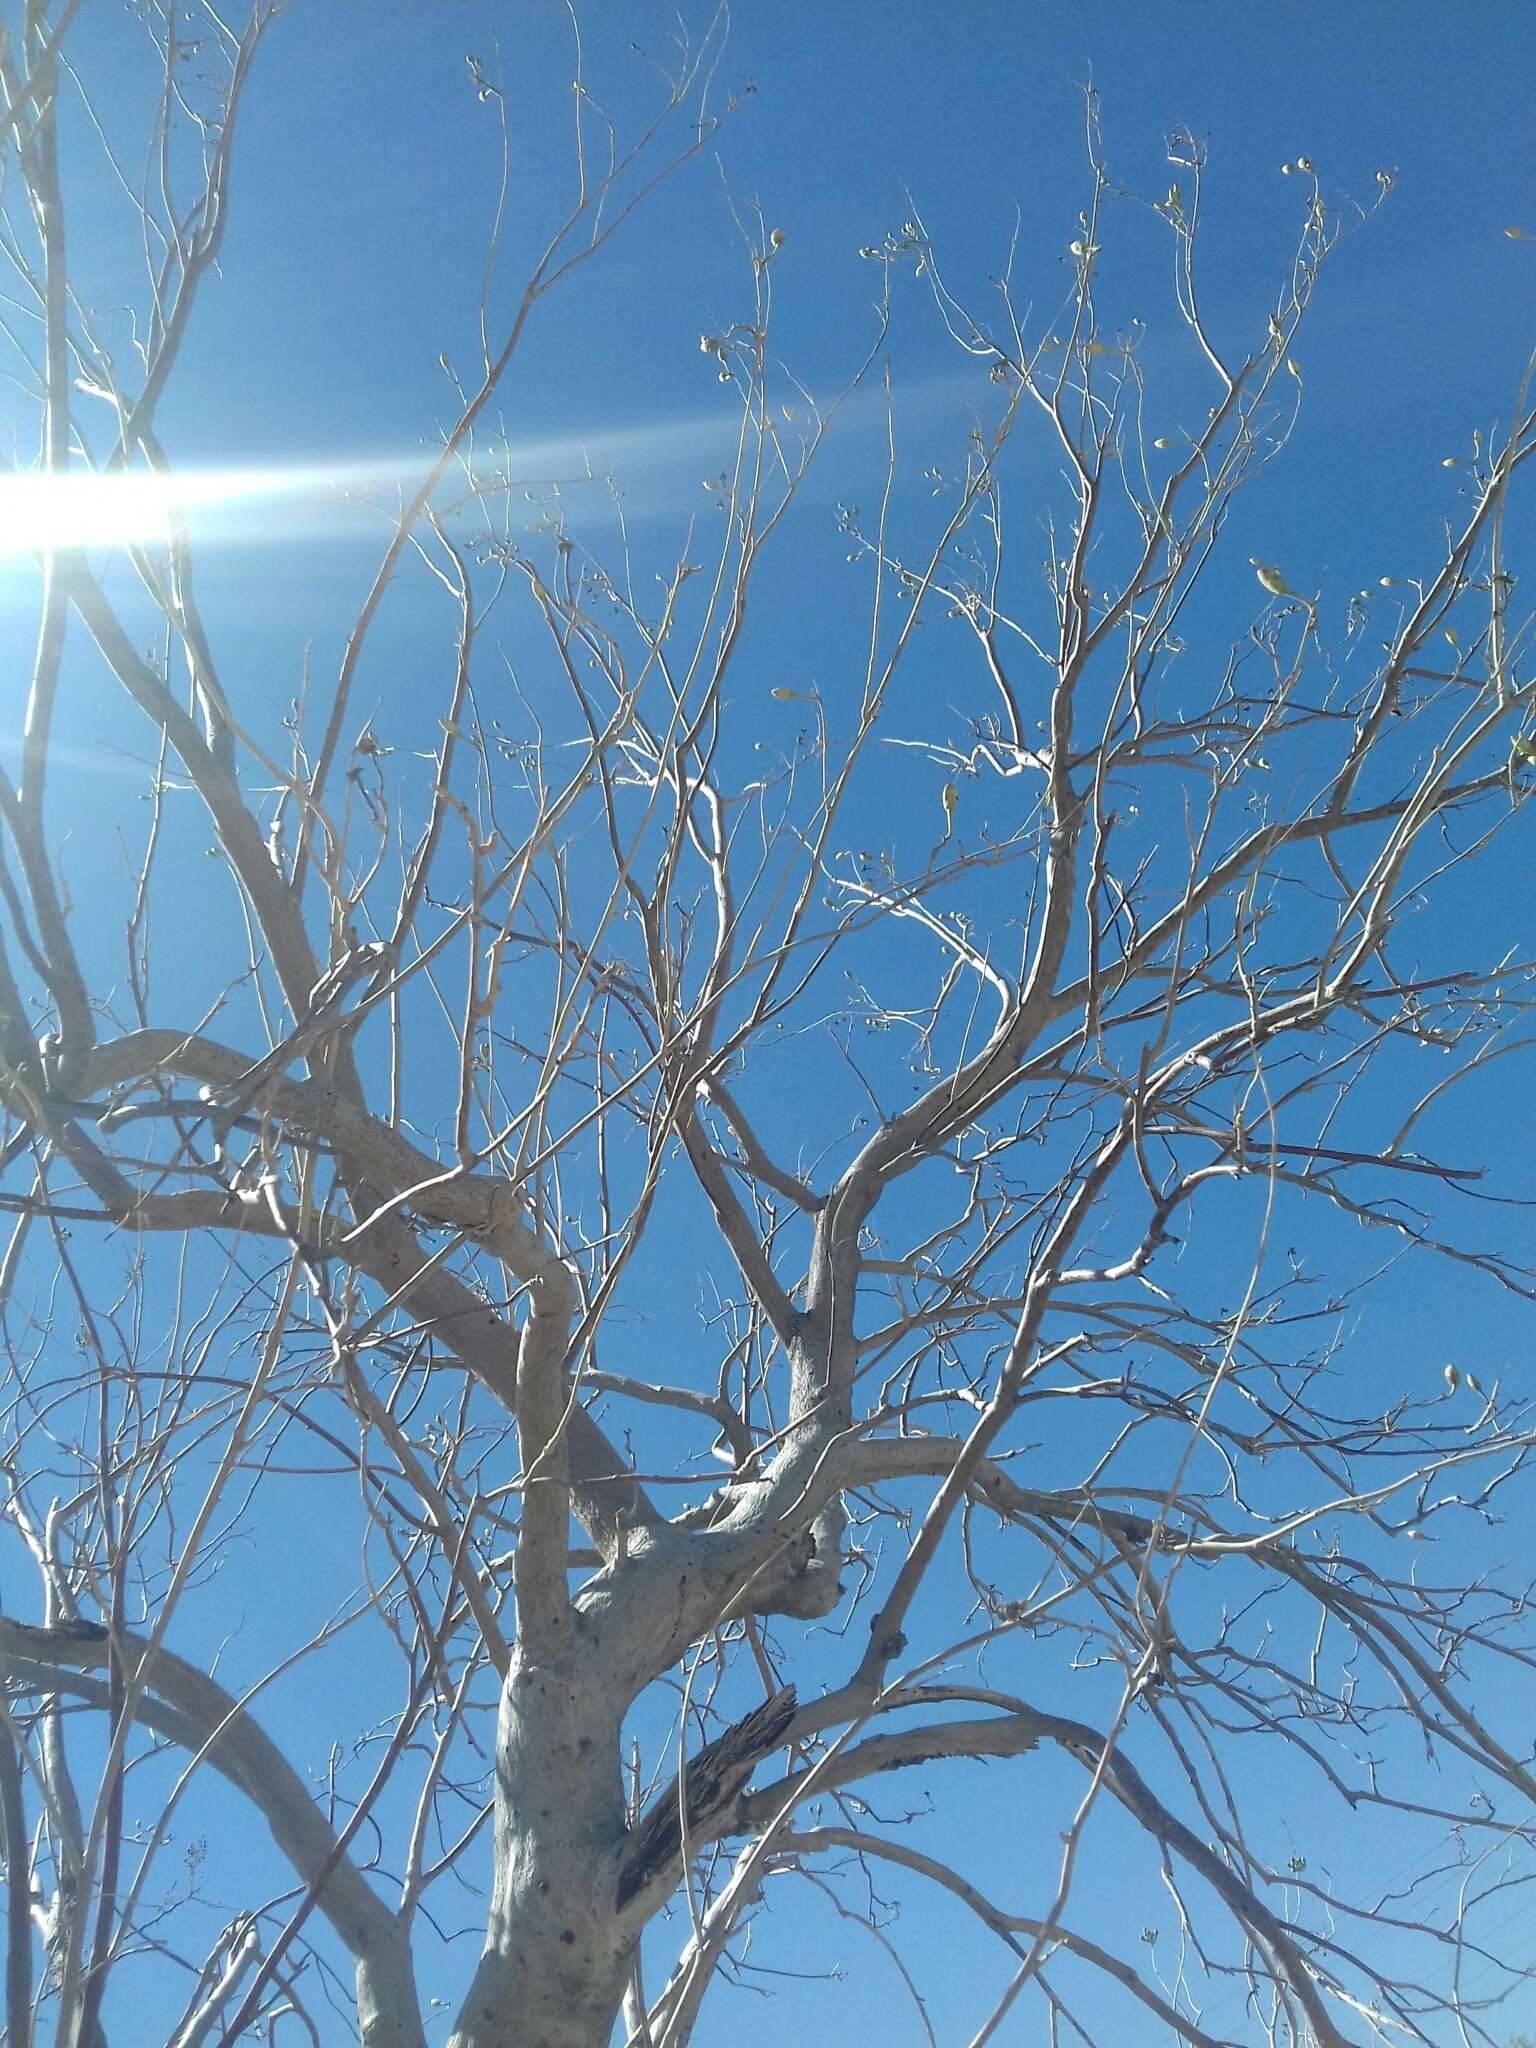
top-left (0, 1620), bottom-right (421, 2035)
top-left (735, 1704), bottom-right (1353, 2048)
top-left (779, 1827), bottom-right (1238, 2048)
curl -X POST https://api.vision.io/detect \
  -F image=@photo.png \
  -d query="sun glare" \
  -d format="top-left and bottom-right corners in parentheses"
top-left (0, 463), bottom-right (443, 556)
top-left (0, 468), bottom-right (309, 554)
top-left (0, 425), bottom-right (721, 559)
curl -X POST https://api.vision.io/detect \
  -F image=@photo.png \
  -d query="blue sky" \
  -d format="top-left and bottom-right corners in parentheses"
top-left (6, 3), bottom-right (1536, 2043)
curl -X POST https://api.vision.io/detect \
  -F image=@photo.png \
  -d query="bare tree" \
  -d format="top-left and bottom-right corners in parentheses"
top-left (0, 9), bottom-right (1533, 2046)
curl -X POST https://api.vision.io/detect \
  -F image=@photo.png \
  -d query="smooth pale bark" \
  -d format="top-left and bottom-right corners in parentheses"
top-left (447, 1652), bottom-right (633, 2048)
top-left (356, 1946), bottom-right (432, 2048)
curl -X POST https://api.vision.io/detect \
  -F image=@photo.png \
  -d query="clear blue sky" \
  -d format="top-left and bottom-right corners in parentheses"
top-left (9, 4), bottom-right (1536, 2042)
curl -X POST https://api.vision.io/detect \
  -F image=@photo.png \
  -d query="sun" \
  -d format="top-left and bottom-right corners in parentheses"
top-left (0, 468), bottom-right (265, 555)
top-left (0, 446), bottom-right (621, 558)
top-left (0, 464), bottom-right (407, 556)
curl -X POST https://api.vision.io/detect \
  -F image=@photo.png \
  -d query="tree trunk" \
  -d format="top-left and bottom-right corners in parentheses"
top-left (449, 1651), bottom-right (633, 2048)
top-left (355, 1939), bottom-right (431, 2048)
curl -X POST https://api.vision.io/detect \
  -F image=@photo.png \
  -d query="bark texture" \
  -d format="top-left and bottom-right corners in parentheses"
top-left (448, 1653), bottom-right (633, 2048)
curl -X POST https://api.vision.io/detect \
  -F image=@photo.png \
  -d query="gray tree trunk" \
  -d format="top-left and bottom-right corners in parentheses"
top-left (448, 1651), bottom-right (633, 2048)
top-left (356, 1942), bottom-right (432, 2048)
